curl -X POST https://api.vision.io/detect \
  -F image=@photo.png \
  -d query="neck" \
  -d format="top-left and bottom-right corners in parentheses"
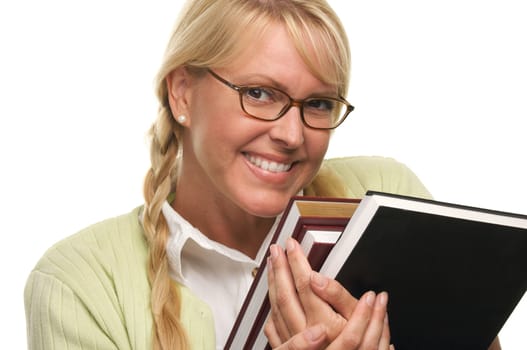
top-left (172, 184), bottom-right (275, 259)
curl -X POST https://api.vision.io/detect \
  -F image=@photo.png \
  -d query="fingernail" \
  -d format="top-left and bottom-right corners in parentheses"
top-left (389, 344), bottom-right (395, 350)
top-left (311, 272), bottom-right (328, 288)
top-left (365, 291), bottom-right (376, 306)
top-left (378, 291), bottom-right (388, 307)
top-left (305, 324), bottom-right (325, 342)
top-left (269, 244), bottom-right (279, 260)
top-left (286, 238), bottom-right (295, 253)
top-left (266, 257), bottom-right (272, 271)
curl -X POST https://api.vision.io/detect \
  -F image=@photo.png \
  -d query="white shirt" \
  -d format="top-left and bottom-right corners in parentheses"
top-left (163, 202), bottom-right (277, 349)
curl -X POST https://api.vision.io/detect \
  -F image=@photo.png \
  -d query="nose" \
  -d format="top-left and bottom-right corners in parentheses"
top-left (268, 104), bottom-right (304, 149)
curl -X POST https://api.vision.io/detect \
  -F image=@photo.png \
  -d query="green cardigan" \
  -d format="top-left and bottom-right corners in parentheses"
top-left (24, 156), bottom-right (431, 350)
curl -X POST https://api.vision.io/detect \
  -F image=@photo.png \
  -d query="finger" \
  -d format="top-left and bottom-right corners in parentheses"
top-left (285, 239), bottom-right (335, 318)
top-left (264, 317), bottom-right (282, 349)
top-left (268, 244), bottom-right (306, 336)
top-left (272, 324), bottom-right (327, 350)
top-left (326, 291), bottom-right (376, 350)
top-left (286, 238), bottom-right (346, 341)
top-left (310, 271), bottom-right (358, 319)
top-left (360, 292), bottom-right (389, 350)
top-left (377, 316), bottom-right (392, 350)
top-left (268, 255), bottom-right (295, 340)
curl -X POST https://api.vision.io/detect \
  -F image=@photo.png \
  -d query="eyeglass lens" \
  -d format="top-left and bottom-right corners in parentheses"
top-left (239, 87), bottom-right (347, 129)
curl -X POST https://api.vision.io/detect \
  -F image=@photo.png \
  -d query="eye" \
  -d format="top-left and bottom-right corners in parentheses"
top-left (245, 87), bottom-right (272, 101)
top-left (305, 98), bottom-right (335, 112)
top-left (242, 87), bottom-right (287, 106)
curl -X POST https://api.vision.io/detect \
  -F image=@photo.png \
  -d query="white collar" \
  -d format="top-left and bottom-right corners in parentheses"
top-left (162, 201), bottom-right (277, 285)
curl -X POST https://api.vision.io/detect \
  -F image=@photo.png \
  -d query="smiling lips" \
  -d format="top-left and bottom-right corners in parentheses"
top-left (244, 153), bottom-right (293, 173)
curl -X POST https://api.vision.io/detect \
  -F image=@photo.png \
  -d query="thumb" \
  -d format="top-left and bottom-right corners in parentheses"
top-left (273, 324), bottom-right (326, 350)
top-left (310, 271), bottom-right (358, 319)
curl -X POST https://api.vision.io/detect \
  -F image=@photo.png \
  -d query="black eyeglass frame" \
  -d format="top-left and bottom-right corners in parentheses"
top-left (207, 69), bottom-right (354, 130)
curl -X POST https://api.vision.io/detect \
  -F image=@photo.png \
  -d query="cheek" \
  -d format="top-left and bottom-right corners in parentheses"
top-left (187, 100), bottom-right (245, 169)
top-left (188, 93), bottom-right (225, 144)
top-left (307, 131), bottom-right (331, 161)
top-left (302, 132), bottom-right (331, 184)
top-left (190, 119), bottom-right (231, 169)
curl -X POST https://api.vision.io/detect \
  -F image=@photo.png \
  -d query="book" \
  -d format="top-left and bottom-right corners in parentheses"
top-left (224, 191), bottom-right (527, 350)
top-left (224, 197), bottom-right (360, 350)
top-left (300, 229), bottom-right (342, 271)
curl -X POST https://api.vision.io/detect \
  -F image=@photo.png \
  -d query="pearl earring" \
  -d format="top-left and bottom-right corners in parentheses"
top-left (177, 115), bottom-right (187, 123)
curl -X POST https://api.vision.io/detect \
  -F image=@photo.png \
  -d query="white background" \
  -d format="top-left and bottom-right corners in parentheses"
top-left (1, 0), bottom-right (525, 348)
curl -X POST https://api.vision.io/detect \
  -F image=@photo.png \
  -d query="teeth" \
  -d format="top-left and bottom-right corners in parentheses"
top-left (246, 154), bottom-right (292, 173)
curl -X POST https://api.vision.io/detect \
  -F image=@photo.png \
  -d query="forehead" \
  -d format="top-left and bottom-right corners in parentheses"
top-left (224, 23), bottom-right (336, 93)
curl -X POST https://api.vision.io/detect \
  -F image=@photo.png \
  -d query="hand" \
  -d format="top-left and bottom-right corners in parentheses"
top-left (309, 272), bottom-right (393, 350)
top-left (265, 238), bottom-right (345, 343)
top-left (265, 238), bottom-right (393, 349)
top-left (271, 324), bottom-right (327, 350)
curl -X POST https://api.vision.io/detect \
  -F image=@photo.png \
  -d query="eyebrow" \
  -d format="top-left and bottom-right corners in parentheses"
top-left (234, 73), bottom-right (338, 98)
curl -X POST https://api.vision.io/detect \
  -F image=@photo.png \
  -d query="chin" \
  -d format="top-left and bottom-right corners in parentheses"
top-left (252, 208), bottom-right (285, 218)
top-left (241, 193), bottom-right (293, 218)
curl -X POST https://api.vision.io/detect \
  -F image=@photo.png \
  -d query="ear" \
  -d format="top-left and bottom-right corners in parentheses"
top-left (166, 67), bottom-right (193, 127)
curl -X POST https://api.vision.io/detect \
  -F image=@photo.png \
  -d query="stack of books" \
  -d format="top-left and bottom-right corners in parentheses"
top-left (225, 191), bottom-right (527, 350)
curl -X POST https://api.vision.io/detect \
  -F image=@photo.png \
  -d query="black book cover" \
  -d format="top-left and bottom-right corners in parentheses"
top-left (335, 204), bottom-right (527, 350)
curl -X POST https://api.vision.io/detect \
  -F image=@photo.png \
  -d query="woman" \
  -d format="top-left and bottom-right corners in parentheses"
top-left (24, 0), bottom-right (501, 349)
top-left (142, 0), bottom-right (395, 348)
top-left (141, 0), bottom-right (391, 347)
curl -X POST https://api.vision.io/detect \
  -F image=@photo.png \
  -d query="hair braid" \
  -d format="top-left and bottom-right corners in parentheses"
top-left (143, 103), bottom-right (188, 350)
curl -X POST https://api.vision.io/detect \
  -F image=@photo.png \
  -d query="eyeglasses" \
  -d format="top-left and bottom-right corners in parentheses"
top-left (208, 69), bottom-right (354, 130)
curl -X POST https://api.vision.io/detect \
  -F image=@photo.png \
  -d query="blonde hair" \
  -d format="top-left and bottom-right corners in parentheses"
top-left (142, 1), bottom-right (351, 349)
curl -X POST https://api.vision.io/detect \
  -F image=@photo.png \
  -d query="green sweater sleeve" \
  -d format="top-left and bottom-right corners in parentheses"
top-left (24, 208), bottom-right (151, 350)
top-left (306, 156), bottom-right (433, 199)
top-left (25, 271), bottom-right (121, 349)
top-left (24, 207), bottom-right (216, 350)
